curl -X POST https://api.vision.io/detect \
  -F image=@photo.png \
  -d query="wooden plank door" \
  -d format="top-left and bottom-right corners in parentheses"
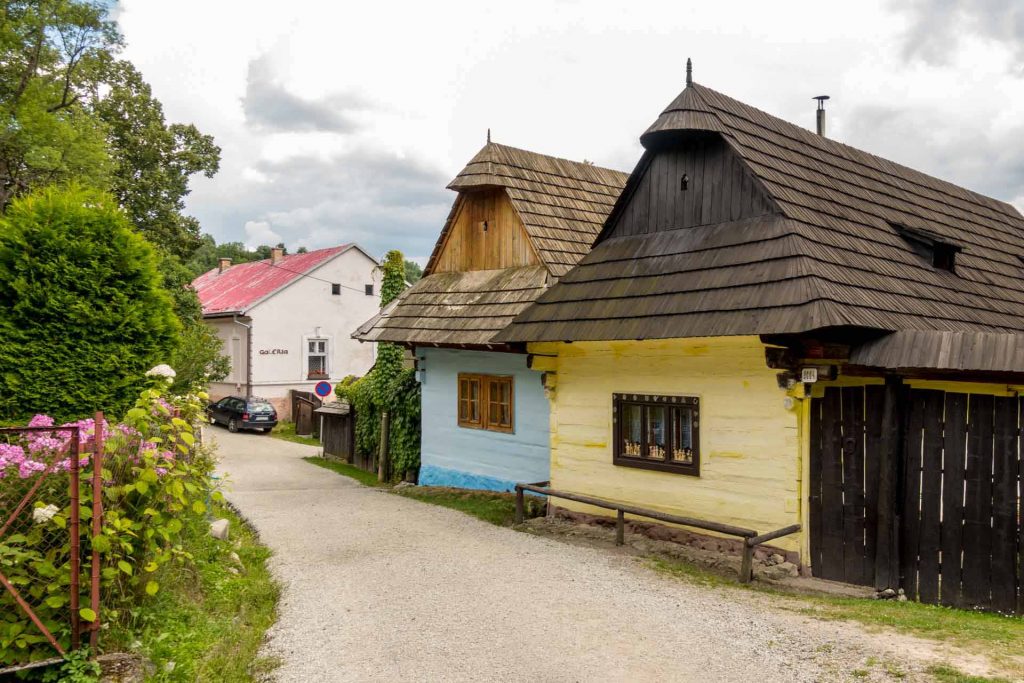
top-left (808, 386), bottom-right (875, 585)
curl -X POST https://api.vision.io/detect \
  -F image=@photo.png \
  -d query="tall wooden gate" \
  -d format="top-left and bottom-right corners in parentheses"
top-left (809, 386), bottom-right (1024, 614)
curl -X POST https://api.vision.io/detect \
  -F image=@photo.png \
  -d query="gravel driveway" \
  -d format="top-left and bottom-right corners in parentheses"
top-left (214, 429), bottom-right (954, 683)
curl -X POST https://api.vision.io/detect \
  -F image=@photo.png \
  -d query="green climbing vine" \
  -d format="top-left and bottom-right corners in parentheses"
top-left (336, 250), bottom-right (421, 480)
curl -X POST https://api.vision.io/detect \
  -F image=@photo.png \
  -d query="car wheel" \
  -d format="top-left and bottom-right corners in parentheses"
top-left (262, 427), bottom-right (273, 434)
top-left (228, 418), bottom-right (238, 433)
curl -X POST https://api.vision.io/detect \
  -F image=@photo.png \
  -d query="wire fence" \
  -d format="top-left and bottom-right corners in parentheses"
top-left (0, 417), bottom-right (103, 672)
top-left (1, 395), bottom-right (211, 674)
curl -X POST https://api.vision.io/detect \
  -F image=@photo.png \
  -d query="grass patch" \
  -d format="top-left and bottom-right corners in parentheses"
top-left (393, 487), bottom-right (518, 526)
top-left (302, 458), bottom-right (546, 526)
top-left (271, 421), bottom-right (320, 447)
top-left (651, 556), bottom-right (1024, 679)
top-left (106, 503), bottom-right (280, 682)
top-left (393, 486), bottom-right (546, 527)
top-left (927, 664), bottom-right (1014, 683)
top-left (304, 456), bottom-right (384, 487)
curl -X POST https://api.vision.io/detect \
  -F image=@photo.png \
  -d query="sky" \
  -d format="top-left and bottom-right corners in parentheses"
top-left (114, 0), bottom-right (1024, 265)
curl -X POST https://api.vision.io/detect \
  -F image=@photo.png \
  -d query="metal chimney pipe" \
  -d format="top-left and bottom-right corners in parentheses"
top-left (813, 95), bottom-right (830, 137)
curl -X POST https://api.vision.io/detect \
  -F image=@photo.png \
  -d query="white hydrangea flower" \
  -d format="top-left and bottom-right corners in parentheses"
top-left (146, 364), bottom-right (177, 379)
top-left (33, 504), bottom-right (59, 524)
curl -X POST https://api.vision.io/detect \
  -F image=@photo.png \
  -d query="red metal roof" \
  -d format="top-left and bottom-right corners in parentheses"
top-left (192, 245), bottom-right (351, 315)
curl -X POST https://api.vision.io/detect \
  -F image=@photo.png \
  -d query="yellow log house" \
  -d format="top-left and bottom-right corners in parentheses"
top-left (495, 64), bottom-right (1024, 613)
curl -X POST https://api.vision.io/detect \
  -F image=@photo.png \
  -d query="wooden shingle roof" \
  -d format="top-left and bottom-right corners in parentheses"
top-left (353, 266), bottom-right (550, 346)
top-left (356, 143), bottom-right (627, 346)
top-left (496, 82), bottom-right (1024, 344)
top-left (433, 142), bottom-right (628, 277)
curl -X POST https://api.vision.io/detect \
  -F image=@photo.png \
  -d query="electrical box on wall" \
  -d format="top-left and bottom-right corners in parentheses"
top-left (801, 367), bottom-right (819, 383)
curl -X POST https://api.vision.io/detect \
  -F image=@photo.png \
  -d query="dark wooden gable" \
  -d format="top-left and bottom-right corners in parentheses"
top-left (496, 80), bottom-right (1024, 346)
top-left (607, 134), bottom-right (776, 238)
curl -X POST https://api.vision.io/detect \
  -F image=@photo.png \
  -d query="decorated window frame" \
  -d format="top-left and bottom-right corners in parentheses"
top-left (458, 374), bottom-right (514, 433)
top-left (612, 393), bottom-right (700, 476)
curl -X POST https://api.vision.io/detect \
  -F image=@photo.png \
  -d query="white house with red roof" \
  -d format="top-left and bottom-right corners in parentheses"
top-left (192, 244), bottom-right (381, 414)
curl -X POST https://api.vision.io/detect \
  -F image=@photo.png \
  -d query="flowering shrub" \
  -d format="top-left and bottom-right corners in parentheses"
top-left (0, 386), bottom-right (219, 667)
top-left (0, 415), bottom-right (101, 480)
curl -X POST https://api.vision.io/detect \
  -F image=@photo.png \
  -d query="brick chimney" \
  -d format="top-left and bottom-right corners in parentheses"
top-left (218, 257), bottom-right (232, 274)
top-left (271, 246), bottom-right (284, 265)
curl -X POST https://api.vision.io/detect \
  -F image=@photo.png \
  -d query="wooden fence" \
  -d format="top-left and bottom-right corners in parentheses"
top-left (809, 385), bottom-right (1023, 614)
top-left (290, 390), bottom-right (321, 438)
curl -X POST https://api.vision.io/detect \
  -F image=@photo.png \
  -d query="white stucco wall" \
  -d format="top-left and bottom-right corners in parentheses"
top-left (203, 247), bottom-right (381, 413)
top-left (206, 316), bottom-right (249, 401)
top-left (247, 248), bottom-right (380, 408)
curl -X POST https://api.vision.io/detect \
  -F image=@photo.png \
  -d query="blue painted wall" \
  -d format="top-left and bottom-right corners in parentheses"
top-left (416, 348), bottom-right (550, 492)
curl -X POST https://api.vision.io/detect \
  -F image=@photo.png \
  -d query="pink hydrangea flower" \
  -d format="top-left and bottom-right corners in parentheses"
top-left (18, 459), bottom-right (47, 478)
top-left (27, 414), bottom-right (54, 428)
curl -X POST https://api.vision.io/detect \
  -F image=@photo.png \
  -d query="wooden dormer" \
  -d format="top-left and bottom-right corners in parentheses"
top-left (422, 142), bottom-right (629, 278)
top-left (354, 142), bottom-right (627, 347)
top-left (429, 188), bottom-right (541, 273)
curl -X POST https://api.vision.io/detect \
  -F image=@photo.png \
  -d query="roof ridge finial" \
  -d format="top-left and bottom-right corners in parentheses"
top-left (686, 58), bottom-right (692, 87)
top-left (487, 128), bottom-right (491, 144)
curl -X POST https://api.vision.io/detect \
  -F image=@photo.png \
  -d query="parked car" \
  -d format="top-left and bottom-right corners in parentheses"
top-left (206, 396), bottom-right (278, 433)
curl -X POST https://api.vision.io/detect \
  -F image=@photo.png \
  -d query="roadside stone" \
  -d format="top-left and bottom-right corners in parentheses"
top-left (98, 653), bottom-right (155, 683)
top-left (227, 566), bottom-right (240, 575)
top-left (768, 553), bottom-right (785, 566)
top-left (759, 561), bottom-right (799, 581)
top-left (878, 588), bottom-right (897, 599)
top-left (393, 481), bottom-right (415, 490)
top-left (228, 551), bottom-right (245, 572)
top-left (210, 518), bottom-right (230, 540)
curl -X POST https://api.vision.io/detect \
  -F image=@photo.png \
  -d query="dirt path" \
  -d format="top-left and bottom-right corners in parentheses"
top-left (214, 429), bottom-right (970, 683)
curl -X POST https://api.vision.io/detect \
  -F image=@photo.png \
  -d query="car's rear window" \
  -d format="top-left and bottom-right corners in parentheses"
top-left (247, 402), bottom-right (275, 414)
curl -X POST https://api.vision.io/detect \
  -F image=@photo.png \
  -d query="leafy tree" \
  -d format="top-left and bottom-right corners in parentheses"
top-left (0, 0), bottom-right (118, 206)
top-left (404, 259), bottom-right (423, 283)
top-left (185, 235), bottom-right (293, 277)
top-left (157, 251), bottom-right (229, 392)
top-left (0, 1), bottom-right (228, 400)
top-left (91, 60), bottom-right (220, 258)
top-left (0, 2), bottom-right (219, 261)
top-left (169, 322), bottom-right (231, 394)
top-left (0, 185), bottom-right (179, 422)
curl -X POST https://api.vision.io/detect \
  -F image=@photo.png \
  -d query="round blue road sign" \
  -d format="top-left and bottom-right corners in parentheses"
top-left (314, 381), bottom-right (332, 397)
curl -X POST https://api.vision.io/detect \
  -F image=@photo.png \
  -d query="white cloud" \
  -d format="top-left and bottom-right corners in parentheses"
top-left (243, 220), bottom-right (283, 250)
top-left (115, 0), bottom-right (1024, 262)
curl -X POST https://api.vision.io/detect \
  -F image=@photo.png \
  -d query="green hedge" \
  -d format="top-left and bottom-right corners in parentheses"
top-left (0, 185), bottom-right (178, 423)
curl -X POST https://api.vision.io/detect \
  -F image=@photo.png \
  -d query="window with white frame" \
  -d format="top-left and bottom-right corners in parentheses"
top-left (307, 338), bottom-right (328, 379)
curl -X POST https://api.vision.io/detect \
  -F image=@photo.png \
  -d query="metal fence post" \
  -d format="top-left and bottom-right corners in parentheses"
top-left (89, 412), bottom-right (103, 650)
top-left (69, 429), bottom-right (81, 650)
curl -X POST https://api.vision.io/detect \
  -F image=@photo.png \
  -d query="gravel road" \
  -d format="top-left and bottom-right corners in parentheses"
top-left (213, 428), bottom-right (954, 683)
